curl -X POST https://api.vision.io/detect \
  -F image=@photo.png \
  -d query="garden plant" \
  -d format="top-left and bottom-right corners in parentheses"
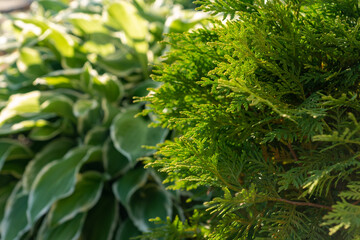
top-left (0, 0), bottom-right (205, 239)
top-left (141, 0), bottom-right (360, 239)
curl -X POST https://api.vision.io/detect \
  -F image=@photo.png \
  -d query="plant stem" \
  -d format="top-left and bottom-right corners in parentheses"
top-left (268, 197), bottom-right (333, 211)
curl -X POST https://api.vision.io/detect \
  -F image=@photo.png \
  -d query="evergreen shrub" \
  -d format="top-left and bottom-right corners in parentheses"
top-left (142, 0), bottom-right (360, 239)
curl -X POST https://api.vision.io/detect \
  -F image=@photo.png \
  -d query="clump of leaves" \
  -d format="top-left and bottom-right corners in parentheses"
top-left (142, 0), bottom-right (360, 239)
top-left (0, 0), bottom-right (206, 239)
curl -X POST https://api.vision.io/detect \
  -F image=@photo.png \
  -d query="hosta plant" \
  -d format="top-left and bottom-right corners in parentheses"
top-left (142, 0), bottom-right (360, 239)
top-left (0, 0), bottom-right (206, 239)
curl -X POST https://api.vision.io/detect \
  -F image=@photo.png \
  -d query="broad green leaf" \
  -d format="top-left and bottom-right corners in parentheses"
top-left (40, 95), bottom-right (75, 121)
top-left (34, 76), bottom-right (73, 88)
top-left (114, 218), bottom-right (141, 240)
top-left (1, 159), bottom-right (28, 178)
top-left (80, 62), bottom-right (92, 91)
top-left (82, 40), bottom-right (115, 56)
top-left (48, 171), bottom-right (103, 226)
top-left (128, 185), bottom-right (172, 232)
top-left (22, 138), bottom-right (75, 192)
top-left (103, 138), bottom-right (130, 177)
top-left (84, 126), bottom-right (108, 146)
top-left (110, 110), bottom-right (168, 162)
top-left (74, 100), bottom-right (101, 134)
top-left (0, 182), bottom-right (16, 222)
top-left (27, 146), bottom-right (98, 224)
top-left (1, 193), bottom-right (30, 240)
top-left (112, 168), bottom-right (148, 206)
top-left (92, 74), bottom-right (124, 102)
top-left (34, 68), bottom-right (83, 89)
top-left (38, 0), bottom-right (68, 13)
top-left (0, 91), bottom-right (75, 125)
top-left (68, 13), bottom-right (107, 34)
top-left (73, 99), bottom-right (98, 118)
top-left (0, 114), bottom-right (56, 135)
top-left (106, 1), bottom-right (149, 72)
top-left (37, 213), bottom-right (85, 240)
top-left (93, 52), bottom-right (142, 78)
top-left (0, 91), bottom-right (41, 125)
top-left (102, 99), bottom-right (119, 127)
top-left (29, 120), bottom-right (63, 141)
top-left (17, 47), bottom-right (48, 78)
top-left (0, 139), bottom-right (32, 171)
top-left (15, 18), bottom-right (75, 58)
top-left (81, 194), bottom-right (118, 240)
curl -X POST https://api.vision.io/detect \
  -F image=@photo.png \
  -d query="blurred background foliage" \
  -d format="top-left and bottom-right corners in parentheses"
top-left (0, 0), bottom-right (208, 239)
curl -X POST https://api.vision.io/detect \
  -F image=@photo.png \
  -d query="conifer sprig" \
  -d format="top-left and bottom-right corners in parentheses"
top-left (142, 0), bottom-right (360, 238)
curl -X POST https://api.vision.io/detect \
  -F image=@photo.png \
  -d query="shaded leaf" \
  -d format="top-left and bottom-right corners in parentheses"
top-left (112, 168), bottom-right (148, 206)
top-left (22, 138), bottom-right (75, 192)
top-left (0, 139), bottom-right (32, 171)
top-left (84, 126), bottom-right (108, 146)
top-left (103, 138), bottom-right (130, 177)
top-left (27, 146), bottom-right (99, 224)
top-left (114, 218), bottom-right (141, 240)
top-left (37, 213), bottom-right (85, 240)
top-left (128, 185), bottom-right (172, 232)
top-left (48, 171), bottom-right (104, 226)
top-left (110, 109), bottom-right (167, 162)
top-left (81, 194), bottom-right (118, 240)
top-left (73, 99), bottom-right (98, 118)
top-left (0, 182), bottom-right (16, 222)
top-left (1, 192), bottom-right (30, 240)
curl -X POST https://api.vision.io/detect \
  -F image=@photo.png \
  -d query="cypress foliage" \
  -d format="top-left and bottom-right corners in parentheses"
top-left (141, 0), bottom-right (360, 239)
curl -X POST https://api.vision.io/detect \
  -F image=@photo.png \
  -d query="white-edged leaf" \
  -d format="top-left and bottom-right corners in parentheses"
top-left (110, 109), bottom-right (167, 163)
top-left (47, 171), bottom-right (104, 226)
top-left (1, 191), bottom-right (30, 240)
top-left (37, 213), bottom-right (85, 240)
top-left (112, 168), bottom-right (148, 206)
top-left (0, 139), bottom-right (32, 171)
top-left (27, 146), bottom-right (99, 224)
top-left (114, 218), bottom-right (141, 240)
top-left (22, 138), bottom-right (75, 192)
top-left (128, 185), bottom-right (172, 232)
top-left (82, 194), bottom-right (118, 240)
top-left (103, 138), bottom-right (130, 177)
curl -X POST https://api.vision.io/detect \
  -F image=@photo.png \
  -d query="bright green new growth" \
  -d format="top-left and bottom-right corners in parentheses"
top-left (143, 0), bottom-right (360, 239)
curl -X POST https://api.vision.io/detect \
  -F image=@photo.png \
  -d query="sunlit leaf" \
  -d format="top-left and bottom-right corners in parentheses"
top-left (17, 47), bottom-right (48, 78)
top-left (105, 2), bottom-right (149, 73)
